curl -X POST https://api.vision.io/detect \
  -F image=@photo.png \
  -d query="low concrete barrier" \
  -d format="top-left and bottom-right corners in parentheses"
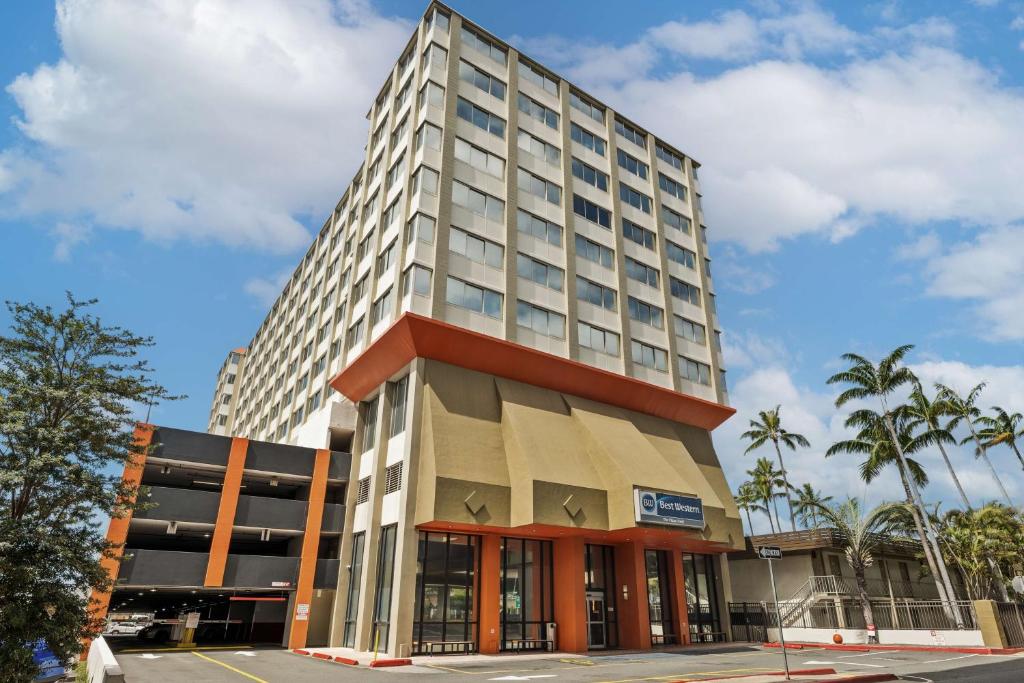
top-left (768, 626), bottom-right (986, 647)
top-left (86, 636), bottom-right (124, 683)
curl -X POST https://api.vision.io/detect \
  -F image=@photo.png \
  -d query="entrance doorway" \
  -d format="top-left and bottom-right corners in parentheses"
top-left (586, 592), bottom-right (606, 649)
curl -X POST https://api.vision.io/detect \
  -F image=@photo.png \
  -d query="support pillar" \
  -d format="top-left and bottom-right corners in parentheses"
top-left (614, 540), bottom-right (651, 650)
top-left (478, 535), bottom-right (502, 653)
top-left (553, 536), bottom-right (588, 652)
top-left (288, 449), bottom-right (331, 649)
top-left (669, 551), bottom-right (690, 645)
top-left (204, 437), bottom-right (249, 587)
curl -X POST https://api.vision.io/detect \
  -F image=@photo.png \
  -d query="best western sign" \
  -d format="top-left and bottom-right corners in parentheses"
top-left (634, 489), bottom-right (705, 528)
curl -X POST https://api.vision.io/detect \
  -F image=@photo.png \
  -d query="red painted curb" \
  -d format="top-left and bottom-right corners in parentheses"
top-left (668, 669), bottom-right (837, 682)
top-left (333, 656), bottom-right (359, 665)
top-left (291, 649), bottom-right (310, 656)
top-left (809, 675), bottom-right (897, 683)
top-left (311, 652), bottom-right (332, 660)
top-left (369, 657), bottom-right (413, 668)
top-left (765, 641), bottom-right (1024, 655)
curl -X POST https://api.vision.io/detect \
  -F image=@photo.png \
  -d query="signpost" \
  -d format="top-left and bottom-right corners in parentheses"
top-left (757, 546), bottom-right (789, 681)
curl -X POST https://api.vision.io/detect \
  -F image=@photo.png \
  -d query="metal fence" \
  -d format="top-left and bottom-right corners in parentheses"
top-left (996, 602), bottom-right (1024, 648)
top-left (728, 602), bottom-right (768, 642)
top-left (766, 598), bottom-right (976, 631)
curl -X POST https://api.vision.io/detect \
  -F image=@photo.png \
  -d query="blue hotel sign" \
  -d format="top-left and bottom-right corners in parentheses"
top-left (634, 489), bottom-right (705, 528)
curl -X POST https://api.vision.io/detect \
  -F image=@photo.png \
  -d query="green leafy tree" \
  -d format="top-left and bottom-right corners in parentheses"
top-left (808, 498), bottom-right (903, 636)
top-left (792, 483), bottom-right (832, 528)
top-left (826, 345), bottom-right (961, 627)
top-left (904, 383), bottom-right (971, 509)
top-left (741, 405), bottom-right (810, 532)
top-left (735, 482), bottom-right (768, 535)
top-left (937, 383), bottom-right (1014, 506)
top-left (0, 295), bottom-right (178, 682)
top-left (976, 406), bottom-right (1024, 471)
top-left (935, 504), bottom-right (1023, 600)
top-left (746, 457), bottom-right (787, 533)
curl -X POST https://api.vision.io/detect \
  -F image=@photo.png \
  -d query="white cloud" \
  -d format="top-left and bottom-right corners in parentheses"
top-left (648, 11), bottom-right (763, 61)
top-left (50, 221), bottom-right (91, 261)
top-left (894, 231), bottom-right (941, 261)
top-left (244, 270), bottom-right (290, 306)
top-left (1, 0), bottom-right (411, 251)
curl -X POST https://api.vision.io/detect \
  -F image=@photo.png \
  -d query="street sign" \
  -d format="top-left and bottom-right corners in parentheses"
top-left (757, 545), bottom-right (782, 560)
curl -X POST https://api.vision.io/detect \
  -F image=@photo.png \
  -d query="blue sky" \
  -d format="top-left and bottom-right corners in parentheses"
top-left (2, 0), bottom-right (1023, 529)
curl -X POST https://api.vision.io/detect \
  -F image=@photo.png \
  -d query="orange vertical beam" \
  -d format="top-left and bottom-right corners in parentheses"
top-left (670, 551), bottom-right (691, 645)
top-left (614, 540), bottom-right (651, 650)
top-left (288, 448), bottom-right (331, 650)
top-left (553, 536), bottom-right (588, 652)
top-left (478, 535), bottom-right (502, 654)
top-left (204, 437), bottom-right (248, 587)
top-left (85, 423), bottom-right (153, 654)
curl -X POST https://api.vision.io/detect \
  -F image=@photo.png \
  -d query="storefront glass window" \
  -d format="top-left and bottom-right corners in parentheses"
top-left (370, 525), bottom-right (397, 650)
top-left (645, 549), bottom-right (676, 645)
top-left (584, 544), bottom-right (617, 648)
top-left (342, 532), bottom-right (365, 648)
top-left (500, 538), bottom-right (553, 650)
top-left (412, 532), bottom-right (479, 654)
top-left (683, 552), bottom-right (722, 642)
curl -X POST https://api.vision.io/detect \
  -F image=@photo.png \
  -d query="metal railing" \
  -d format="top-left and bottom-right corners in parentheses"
top-left (996, 602), bottom-right (1024, 647)
top-left (767, 598), bottom-right (977, 631)
top-left (801, 575), bottom-right (942, 600)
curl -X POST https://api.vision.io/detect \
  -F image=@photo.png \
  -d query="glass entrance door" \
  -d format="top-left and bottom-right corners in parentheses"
top-left (586, 592), bottom-right (606, 649)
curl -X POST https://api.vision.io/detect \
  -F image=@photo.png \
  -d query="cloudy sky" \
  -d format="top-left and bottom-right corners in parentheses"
top-left (2, 0), bottom-right (1023, 532)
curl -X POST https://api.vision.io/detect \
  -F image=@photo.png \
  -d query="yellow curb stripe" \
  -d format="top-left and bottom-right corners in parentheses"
top-left (191, 651), bottom-right (269, 682)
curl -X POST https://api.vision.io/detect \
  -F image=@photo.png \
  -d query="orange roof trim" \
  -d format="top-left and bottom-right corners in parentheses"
top-left (329, 313), bottom-right (735, 431)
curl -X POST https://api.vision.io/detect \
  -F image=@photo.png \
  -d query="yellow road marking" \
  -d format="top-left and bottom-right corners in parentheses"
top-left (121, 645), bottom-right (253, 653)
top-left (191, 651), bottom-right (269, 682)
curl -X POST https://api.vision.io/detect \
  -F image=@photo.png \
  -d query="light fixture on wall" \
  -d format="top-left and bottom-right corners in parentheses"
top-left (622, 584), bottom-right (629, 601)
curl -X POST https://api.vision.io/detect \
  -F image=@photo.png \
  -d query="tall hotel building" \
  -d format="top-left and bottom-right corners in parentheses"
top-left (195, 1), bottom-right (741, 657)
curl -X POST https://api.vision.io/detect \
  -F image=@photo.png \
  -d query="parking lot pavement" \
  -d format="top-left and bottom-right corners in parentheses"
top-left (111, 643), bottom-right (1024, 682)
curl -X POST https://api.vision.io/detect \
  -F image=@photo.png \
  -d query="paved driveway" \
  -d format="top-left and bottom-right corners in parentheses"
top-left (113, 643), bottom-right (1024, 682)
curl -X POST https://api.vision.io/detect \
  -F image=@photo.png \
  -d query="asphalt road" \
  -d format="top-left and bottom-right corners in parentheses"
top-left (112, 643), bottom-right (1024, 682)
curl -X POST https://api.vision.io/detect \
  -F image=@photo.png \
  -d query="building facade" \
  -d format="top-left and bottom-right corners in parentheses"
top-left (188, 1), bottom-right (742, 657)
top-left (207, 349), bottom-right (246, 436)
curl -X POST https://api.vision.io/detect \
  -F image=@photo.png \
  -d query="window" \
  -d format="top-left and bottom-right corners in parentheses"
top-left (680, 356), bottom-right (712, 385)
top-left (454, 137), bottom-right (504, 177)
top-left (456, 97), bottom-right (506, 138)
top-left (401, 264), bottom-right (432, 297)
top-left (570, 123), bottom-right (606, 156)
top-left (355, 477), bottom-right (371, 504)
top-left (632, 340), bottom-right (667, 371)
top-left (371, 524), bottom-right (398, 651)
top-left (423, 42), bottom-right (448, 69)
top-left (446, 276), bottom-right (502, 318)
top-left (619, 183), bottom-right (652, 213)
top-left (578, 321), bottom-right (619, 356)
top-left (452, 180), bottom-right (504, 221)
top-left (390, 113), bottom-right (409, 149)
top-left (659, 173), bottom-right (688, 201)
top-left (628, 296), bottom-right (664, 328)
top-left (576, 275), bottom-right (616, 310)
top-left (450, 226), bottom-right (504, 268)
top-left (670, 277), bottom-right (701, 306)
top-left (714, 330), bottom-right (722, 351)
top-left (416, 121), bottom-right (442, 151)
top-left (500, 538), bottom-right (554, 651)
top-left (617, 149), bottom-right (649, 179)
top-left (570, 91), bottom-right (604, 122)
top-left (574, 234), bottom-right (613, 268)
top-left (307, 391), bottom-right (321, 413)
top-left (367, 154), bottom-right (383, 180)
top-left (382, 198), bottom-right (402, 231)
top-left (675, 316), bottom-right (707, 345)
top-left (370, 121), bottom-right (387, 150)
top-left (684, 552), bottom-right (722, 643)
top-left (622, 219), bottom-right (656, 249)
top-left (573, 194), bottom-right (611, 228)
top-left (517, 93), bottom-right (558, 129)
top-left (226, 373), bottom-right (236, 384)
top-left (384, 462), bottom-right (404, 494)
top-left (461, 26), bottom-right (506, 64)
top-left (363, 191), bottom-right (379, 218)
top-left (516, 300), bottom-right (565, 338)
top-left (217, 415), bottom-right (227, 426)
top-left (571, 158), bottom-right (608, 191)
top-left (517, 209), bottom-right (562, 246)
top-left (625, 256), bottom-right (659, 287)
top-left (362, 397), bottom-right (379, 451)
top-left (517, 253), bottom-right (563, 291)
top-left (412, 166), bottom-right (439, 195)
top-left (517, 129), bottom-right (560, 166)
top-left (664, 207), bottom-right (691, 234)
top-left (291, 406), bottom-right (304, 427)
top-left (656, 144), bottom-right (684, 171)
top-left (371, 288), bottom-right (393, 325)
top-left (298, 372), bottom-right (309, 392)
top-left (390, 375), bottom-right (409, 437)
top-left (406, 213), bottom-right (435, 245)
top-left (385, 153), bottom-right (406, 190)
top-left (346, 316), bottom-right (365, 349)
top-left (518, 60), bottom-right (558, 94)
top-left (412, 533), bottom-right (479, 655)
top-left (352, 274), bottom-right (369, 302)
top-left (418, 80), bottom-right (445, 110)
top-left (459, 59), bottom-right (506, 99)
top-left (330, 338), bottom-right (342, 360)
top-left (667, 241), bottom-right (697, 269)
top-left (615, 119), bottom-right (647, 148)
top-left (517, 167), bottom-right (561, 204)
top-left (424, 6), bottom-right (449, 33)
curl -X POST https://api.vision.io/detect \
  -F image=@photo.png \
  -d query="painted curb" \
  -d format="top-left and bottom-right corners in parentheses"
top-left (668, 669), bottom-right (837, 682)
top-left (765, 641), bottom-right (1024, 655)
top-left (311, 652), bottom-right (332, 660)
top-left (809, 675), bottom-right (898, 683)
top-left (333, 656), bottom-right (359, 665)
top-left (369, 657), bottom-right (413, 667)
top-left (291, 649), bottom-right (310, 656)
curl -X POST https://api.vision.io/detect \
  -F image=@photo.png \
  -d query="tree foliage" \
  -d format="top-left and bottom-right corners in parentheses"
top-left (0, 295), bottom-right (178, 682)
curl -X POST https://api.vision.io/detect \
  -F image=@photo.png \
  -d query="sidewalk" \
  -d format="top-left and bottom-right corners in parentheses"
top-left (763, 640), bottom-right (1024, 655)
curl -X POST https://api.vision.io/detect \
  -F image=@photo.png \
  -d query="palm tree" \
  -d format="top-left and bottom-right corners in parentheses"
top-left (792, 483), bottom-right (832, 528)
top-left (936, 504), bottom-right (1022, 600)
top-left (809, 498), bottom-right (904, 637)
top-left (735, 482), bottom-right (768, 535)
top-left (904, 383), bottom-right (971, 509)
top-left (741, 405), bottom-right (810, 532)
top-left (976, 406), bottom-right (1024, 471)
top-left (937, 383), bottom-right (1014, 506)
top-left (827, 345), bottom-right (962, 627)
top-left (747, 457), bottom-right (787, 533)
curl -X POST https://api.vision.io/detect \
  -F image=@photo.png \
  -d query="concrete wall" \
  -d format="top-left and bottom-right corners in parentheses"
top-left (768, 627), bottom-right (986, 647)
top-left (86, 636), bottom-right (124, 683)
top-left (728, 555), bottom-right (814, 603)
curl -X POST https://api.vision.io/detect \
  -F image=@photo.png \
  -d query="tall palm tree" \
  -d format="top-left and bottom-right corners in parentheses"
top-left (827, 345), bottom-right (962, 627)
top-left (741, 405), bottom-right (810, 531)
top-left (976, 406), bottom-right (1024, 471)
top-left (792, 483), bottom-right (832, 528)
top-left (904, 383), bottom-right (971, 510)
top-left (935, 504), bottom-right (1022, 600)
top-left (735, 482), bottom-right (768, 535)
top-left (747, 457), bottom-right (787, 533)
top-left (937, 383), bottom-right (1014, 506)
top-left (808, 498), bottom-right (904, 636)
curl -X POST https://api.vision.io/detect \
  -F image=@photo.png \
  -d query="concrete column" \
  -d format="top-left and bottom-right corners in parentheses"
top-left (717, 553), bottom-right (734, 642)
top-left (613, 541), bottom-right (651, 650)
top-left (974, 600), bottom-right (1008, 649)
top-left (553, 536), bottom-right (588, 652)
top-left (479, 535), bottom-right (502, 653)
top-left (669, 551), bottom-right (690, 645)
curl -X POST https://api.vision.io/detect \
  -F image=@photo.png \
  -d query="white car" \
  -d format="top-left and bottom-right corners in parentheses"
top-left (105, 621), bottom-right (143, 636)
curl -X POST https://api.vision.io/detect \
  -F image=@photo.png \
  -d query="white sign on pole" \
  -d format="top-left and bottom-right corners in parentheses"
top-left (296, 603), bottom-right (310, 621)
top-left (184, 612), bottom-right (200, 629)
